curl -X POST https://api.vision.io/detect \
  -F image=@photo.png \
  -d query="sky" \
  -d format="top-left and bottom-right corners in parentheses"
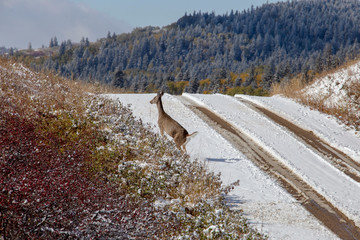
top-left (0, 0), bottom-right (280, 49)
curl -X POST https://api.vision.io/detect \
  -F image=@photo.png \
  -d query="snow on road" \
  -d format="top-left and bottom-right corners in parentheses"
top-left (239, 94), bottom-right (360, 162)
top-left (184, 93), bottom-right (360, 227)
top-left (105, 93), bottom-right (356, 239)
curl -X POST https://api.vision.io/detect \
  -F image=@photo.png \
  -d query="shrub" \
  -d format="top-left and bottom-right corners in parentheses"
top-left (0, 58), bottom-right (265, 239)
top-left (226, 86), bottom-right (268, 96)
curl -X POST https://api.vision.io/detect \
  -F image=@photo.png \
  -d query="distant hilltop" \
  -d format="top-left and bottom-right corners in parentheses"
top-left (14, 0), bottom-right (360, 95)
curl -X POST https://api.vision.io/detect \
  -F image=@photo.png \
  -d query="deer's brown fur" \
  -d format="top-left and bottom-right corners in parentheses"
top-left (150, 92), bottom-right (197, 153)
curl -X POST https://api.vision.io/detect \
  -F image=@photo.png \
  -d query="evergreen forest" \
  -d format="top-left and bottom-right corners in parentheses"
top-left (27, 0), bottom-right (360, 95)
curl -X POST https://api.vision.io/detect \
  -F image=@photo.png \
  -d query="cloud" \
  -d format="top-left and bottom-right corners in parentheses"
top-left (0, 0), bottom-right (132, 49)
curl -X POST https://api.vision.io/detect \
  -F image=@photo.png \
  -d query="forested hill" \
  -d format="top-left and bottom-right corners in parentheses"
top-left (30, 0), bottom-right (360, 94)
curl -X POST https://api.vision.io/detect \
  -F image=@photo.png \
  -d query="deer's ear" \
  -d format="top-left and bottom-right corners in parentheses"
top-left (159, 91), bottom-right (164, 96)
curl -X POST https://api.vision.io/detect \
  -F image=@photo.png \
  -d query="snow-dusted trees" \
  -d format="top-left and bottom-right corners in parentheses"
top-left (36, 0), bottom-right (360, 94)
top-left (49, 36), bottom-right (58, 47)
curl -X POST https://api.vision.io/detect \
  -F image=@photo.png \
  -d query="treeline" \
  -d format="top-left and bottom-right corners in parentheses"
top-left (0, 46), bottom-right (15, 55)
top-left (31, 0), bottom-right (360, 95)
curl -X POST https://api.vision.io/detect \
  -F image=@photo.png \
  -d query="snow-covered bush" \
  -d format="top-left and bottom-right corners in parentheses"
top-left (0, 58), bottom-right (265, 239)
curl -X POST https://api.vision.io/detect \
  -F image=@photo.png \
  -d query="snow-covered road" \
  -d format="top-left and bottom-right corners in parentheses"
top-left (106, 93), bottom-right (360, 240)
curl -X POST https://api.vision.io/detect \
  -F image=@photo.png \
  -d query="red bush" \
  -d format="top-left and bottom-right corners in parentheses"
top-left (0, 110), bottom-right (179, 239)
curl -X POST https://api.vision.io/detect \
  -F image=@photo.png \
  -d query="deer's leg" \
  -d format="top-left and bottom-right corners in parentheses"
top-left (159, 127), bottom-right (164, 136)
top-left (181, 144), bottom-right (187, 153)
top-left (174, 138), bottom-right (182, 150)
top-left (174, 134), bottom-right (186, 152)
top-left (176, 144), bottom-right (182, 151)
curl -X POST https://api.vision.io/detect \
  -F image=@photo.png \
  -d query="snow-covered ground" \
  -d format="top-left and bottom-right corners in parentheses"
top-left (105, 93), bottom-right (359, 239)
top-left (303, 61), bottom-right (360, 117)
top-left (238, 94), bottom-right (360, 163)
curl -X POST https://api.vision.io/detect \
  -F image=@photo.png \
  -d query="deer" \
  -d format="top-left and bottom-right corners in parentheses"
top-left (150, 91), bottom-right (197, 153)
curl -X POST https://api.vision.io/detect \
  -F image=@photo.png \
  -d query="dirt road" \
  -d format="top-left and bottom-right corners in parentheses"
top-left (178, 95), bottom-right (360, 240)
top-left (237, 97), bottom-right (360, 183)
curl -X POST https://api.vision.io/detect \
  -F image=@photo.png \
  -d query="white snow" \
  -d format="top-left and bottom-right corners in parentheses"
top-left (303, 61), bottom-right (360, 117)
top-left (238, 94), bottom-right (360, 163)
top-left (184, 94), bottom-right (360, 228)
top-left (104, 93), bottom-right (360, 239)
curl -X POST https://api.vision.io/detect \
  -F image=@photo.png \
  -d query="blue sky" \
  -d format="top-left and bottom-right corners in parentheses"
top-left (1, 0), bottom-right (280, 49)
top-left (72, 0), bottom-right (279, 28)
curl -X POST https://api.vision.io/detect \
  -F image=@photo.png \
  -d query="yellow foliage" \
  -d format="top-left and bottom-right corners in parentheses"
top-left (197, 78), bottom-right (212, 94)
top-left (239, 72), bottom-right (248, 82)
top-left (199, 78), bottom-right (211, 87)
top-left (229, 72), bottom-right (238, 83)
top-left (167, 81), bottom-right (189, 95)
top-left (256, 74), bottom-right (262, 85)
top-left (145, 83), bottom-right (157, 93)
top-left (226, 86), bottom-right (268, 96)
top-left (153, 32), bottom-right (162, 41)
top-left (220, 79), bottom-right (227, 85)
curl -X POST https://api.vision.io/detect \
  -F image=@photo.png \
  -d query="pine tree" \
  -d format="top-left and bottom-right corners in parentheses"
top-left (59, 42), bottom-right (66, 56)
top-left (243, 66), bottom-right (256, 87)
top-left (32, 0), bottom-right (360, 94)
top-left (185, 77), bottom-right (199, 93)
top-left (54, 37), bottom-right (58, 47)
top-left (111, 68), bottom-right (125, 88)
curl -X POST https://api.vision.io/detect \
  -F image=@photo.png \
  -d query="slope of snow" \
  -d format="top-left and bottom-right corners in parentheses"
top-left (105, 93), bottom-right (339, 240)
top-left (303, 61), bottom-right (360, 116)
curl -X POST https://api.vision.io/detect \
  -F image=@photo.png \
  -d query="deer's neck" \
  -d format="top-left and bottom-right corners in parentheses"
top-left (156, 98), bottom-right (166, 117)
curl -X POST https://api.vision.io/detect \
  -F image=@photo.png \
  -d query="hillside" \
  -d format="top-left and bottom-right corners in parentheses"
top-left (272, 58), bottom-right (360, 130)
top-left (0, 57), bottom-right (264, 239)
top-left (25, 0), bottom-right (360, 95)
top-left (2, 55), bottom-right (359, 239)
top-left (303, 60), bottom-right (360, 129)
top-left (107, 91), bottom-right (360, 239)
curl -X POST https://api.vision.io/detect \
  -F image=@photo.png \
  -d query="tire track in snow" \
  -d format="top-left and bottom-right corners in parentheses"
top-left (178, 95), bottom-right (360, 240)
top-left (236, 96), bottom-right (360, 183)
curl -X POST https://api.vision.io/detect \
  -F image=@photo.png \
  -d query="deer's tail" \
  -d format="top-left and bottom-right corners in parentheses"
top-left (187, 131), bottom-right (198, 138)
top-left (181, 131), bottom-right (198, 153)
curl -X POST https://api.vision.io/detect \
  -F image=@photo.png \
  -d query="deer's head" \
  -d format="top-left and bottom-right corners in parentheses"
top-left (150, 91), bottom-right (164, 104)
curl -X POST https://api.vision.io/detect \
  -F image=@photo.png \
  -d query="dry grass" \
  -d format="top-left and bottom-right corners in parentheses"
top-left (0, 58), bottom-right (84, 118)
top-left (270, 75), bottom-right (306, 98)
top-left (309, 57), bottom-right (360, 84)
top-left (77, 79), bottom-right (130, 94)
top-left (270, 60), bottom-right (360, 130)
